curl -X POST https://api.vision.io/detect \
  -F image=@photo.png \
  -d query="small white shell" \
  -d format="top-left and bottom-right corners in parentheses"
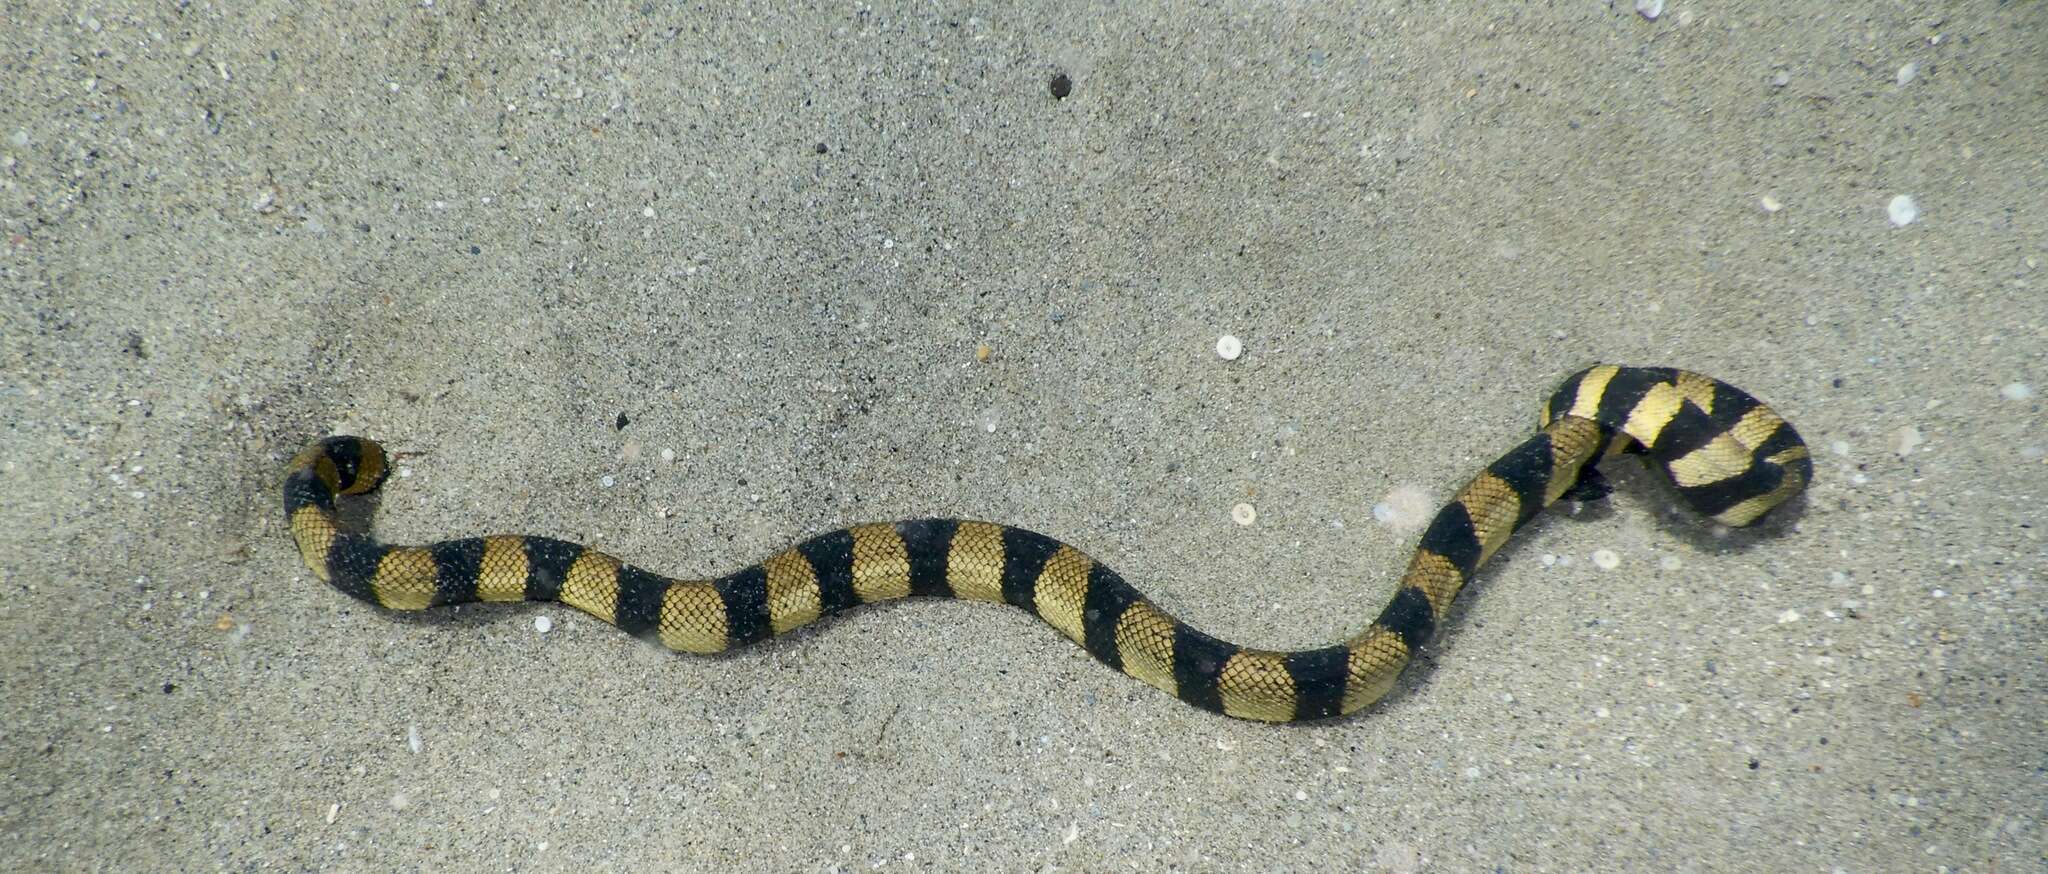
top-left (1888, 194), bottom-right (1919, 227)
top-left (1230, 502), bottom-right (1257, 526)
top-left (1215, 334), bottom-right (1243, 361)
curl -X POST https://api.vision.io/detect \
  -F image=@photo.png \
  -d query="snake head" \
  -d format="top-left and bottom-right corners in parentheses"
top-left (290, 436), bottom-right (390, 496)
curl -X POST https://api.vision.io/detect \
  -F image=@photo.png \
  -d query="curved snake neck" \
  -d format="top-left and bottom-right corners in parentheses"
top-left (283, 364), bottom-right (1809, 723)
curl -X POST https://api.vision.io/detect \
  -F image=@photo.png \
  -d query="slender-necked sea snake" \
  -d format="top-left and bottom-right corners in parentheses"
top-left (284, 364), bottom-right (1809, 722)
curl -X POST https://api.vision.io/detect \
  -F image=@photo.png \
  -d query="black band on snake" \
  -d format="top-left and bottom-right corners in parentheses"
top-left (283, 364), bottom-right (1810, 723)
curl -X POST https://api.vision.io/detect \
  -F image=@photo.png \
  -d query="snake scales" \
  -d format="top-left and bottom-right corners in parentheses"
top-left (284, 364), bottom-right (1810, 723)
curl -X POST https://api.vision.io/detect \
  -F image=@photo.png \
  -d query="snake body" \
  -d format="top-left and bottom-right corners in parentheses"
top-left (284, 364), bottom-right (1809, 723)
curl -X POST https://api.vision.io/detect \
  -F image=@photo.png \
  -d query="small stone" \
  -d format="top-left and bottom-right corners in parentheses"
top-left (2000, 383), bottom-right (2033, 401)
top-left (1896, 62), bottom-right (1917, 86)
top-left (1770, 70), bottom-right (1792, 88)
top-left (534, 615), bottom-right (553, 634)
top-left (1215, 334), bottom-right (1243, 361)
top-left (1635, 0), bottom-right (1663, 20)
top-left (1231, 503), bottom-right (1257, 526)
top-left (1758, 195), bottom-right (1783, 213)
top-left (1592, 549), bottom-right (1621, 570)
top-left (1777, 609), bottom-right (1801, 624)
top-left (1888, 194), bottom-right (1919, 227)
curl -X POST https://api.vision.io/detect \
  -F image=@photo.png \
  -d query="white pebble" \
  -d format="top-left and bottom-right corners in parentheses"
top-left (1540, 553), bottom-right (1557, 567)
top-left (1758, 195), bottom-right (1783, 213)
top-left (1214, 334), bottom-right (1243, 361)
top-left (1592, 549), bottom-right (1621, 570)
top-left (1231, 503), bottom-right (1257, 526)
top-left (534, 615), bottom-right (553, 634)
top-left (2000, 383), bottom-right (2033, 401)
top-left (600, 474), bottom-right (616, 488)
top-left (1634, 0), bottom-right (1662, 20)
top-left (642, 206), bottom-right (656, 218)
top-left (1896, 62), bottom-right (1917, 86)
top-left (1372, 486), bottom-right (1434, 532)
top-left (660, 447), bottom-right (676, 462)
top-left (389, 792), bottom-right (410, 810)
top-left (1888, 194), bottom-right (1919, 227)
top-left (1777, 609), bottom-right (1801, 624)
top-left (406, 724), bottom-right (422, 754)
top-left (1770, 70), bottom-right (1791, 88)
top-left (1829, 440), bottom-right (1851, 456)
top-left (1892, 425), bottom-right (1924, 457)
